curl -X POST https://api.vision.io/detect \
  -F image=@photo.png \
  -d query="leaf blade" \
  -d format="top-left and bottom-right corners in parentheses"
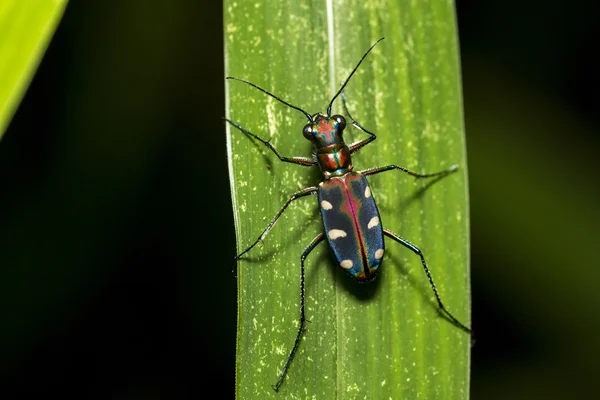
top-left (0, 0), bottom-right (68, 139)
top-left (225, 1), bottom-right (470, 398)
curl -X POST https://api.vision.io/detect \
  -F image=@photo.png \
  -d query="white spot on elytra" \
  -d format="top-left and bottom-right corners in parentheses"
top-left (375, 249), bottom-right (384, 259)
top-left (368, 216), bottom-right (380, 229)
top-left (328, 229), bottom-right (347, 240)
top-left (321, 200), bottom-right (333, 210)
top-left (340, 259), bottom-right (353, 269)
top-left (365, 186), bottom-right (371, 198)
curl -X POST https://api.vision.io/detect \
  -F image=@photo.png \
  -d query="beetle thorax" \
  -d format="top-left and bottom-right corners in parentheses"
top-left (303, 113), bottom-right (353, 178)
top-left (317, 144), bottom-right (353, 179)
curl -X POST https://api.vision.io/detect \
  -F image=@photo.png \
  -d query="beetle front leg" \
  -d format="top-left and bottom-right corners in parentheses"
top-left (383, 229), bottom-right (471, 334)
top-left (225, 118), bottom-right (316, 167)
top-left (340, 91), bottom-right (377, 154)
top-left (234, 186), bottom-right (319, 260)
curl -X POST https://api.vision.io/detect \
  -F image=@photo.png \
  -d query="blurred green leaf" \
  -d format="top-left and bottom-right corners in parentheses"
top-left (225, 0), bottom-right (471, 398)
top-left (0, 0), bottom-right (68, 139)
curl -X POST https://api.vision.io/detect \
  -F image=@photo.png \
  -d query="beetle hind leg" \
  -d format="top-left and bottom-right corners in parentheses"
top-left (383, 229), bottom-right (471, 334)
top-left (272, 232), bottom-right (325, 392)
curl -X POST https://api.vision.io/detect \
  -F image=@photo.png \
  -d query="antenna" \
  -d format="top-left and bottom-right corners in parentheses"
top-left (226, 77), bottom-right (313, 121)
top-left (326, 37), bottom-right (384, 116)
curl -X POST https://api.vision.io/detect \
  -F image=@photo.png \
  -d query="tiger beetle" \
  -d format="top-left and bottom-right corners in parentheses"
top-left (226, 37), bottom-right (471, 392)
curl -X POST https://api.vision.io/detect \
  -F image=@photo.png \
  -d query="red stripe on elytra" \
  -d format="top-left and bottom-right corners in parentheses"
top-left (340, 176), bottom-right (369, 270)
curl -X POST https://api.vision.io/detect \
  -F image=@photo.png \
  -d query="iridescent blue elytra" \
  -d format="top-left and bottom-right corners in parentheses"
top-left (225, 38), bottom-right (471, 392)
top-left (319, 172), bottom-right (384, 281)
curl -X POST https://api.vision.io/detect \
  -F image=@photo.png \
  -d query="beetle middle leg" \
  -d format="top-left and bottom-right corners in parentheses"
top-left (235, 186), bottom-right (318, 260)
top-left (360, 163), bottom-right (458, 179)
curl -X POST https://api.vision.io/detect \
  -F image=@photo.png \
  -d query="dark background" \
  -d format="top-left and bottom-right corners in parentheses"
top-left (1, 1), bottom-right (598, 398)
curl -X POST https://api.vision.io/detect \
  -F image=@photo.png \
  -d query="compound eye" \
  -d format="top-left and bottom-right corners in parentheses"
top-left (302, 124), bottom-right (314, 140)
top-left (333, 115), bottom-right (346, 130)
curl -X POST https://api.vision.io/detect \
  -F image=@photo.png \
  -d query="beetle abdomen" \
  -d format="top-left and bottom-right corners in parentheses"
top-left (318, 172), bottom-right (385, 281)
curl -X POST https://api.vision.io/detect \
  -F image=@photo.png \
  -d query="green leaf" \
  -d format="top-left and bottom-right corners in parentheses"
top-left (0, 0), bottom-right (68, 139)
top-left (225, 0), bottom-right (471, 398)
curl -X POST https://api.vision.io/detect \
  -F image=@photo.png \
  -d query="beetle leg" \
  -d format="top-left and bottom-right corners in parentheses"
top-left (272, 232), bottom-right (325, 392)
top-left (383, 229), bottom-right (471, 334)
top-left (340, 91), bottom-right (378, 154)
top-left (234, 187), bottom-right (319, 260)
top-left (360, 163), bottom-right (458, 179)
top-left (225, 118), bottom-right (316, 166)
